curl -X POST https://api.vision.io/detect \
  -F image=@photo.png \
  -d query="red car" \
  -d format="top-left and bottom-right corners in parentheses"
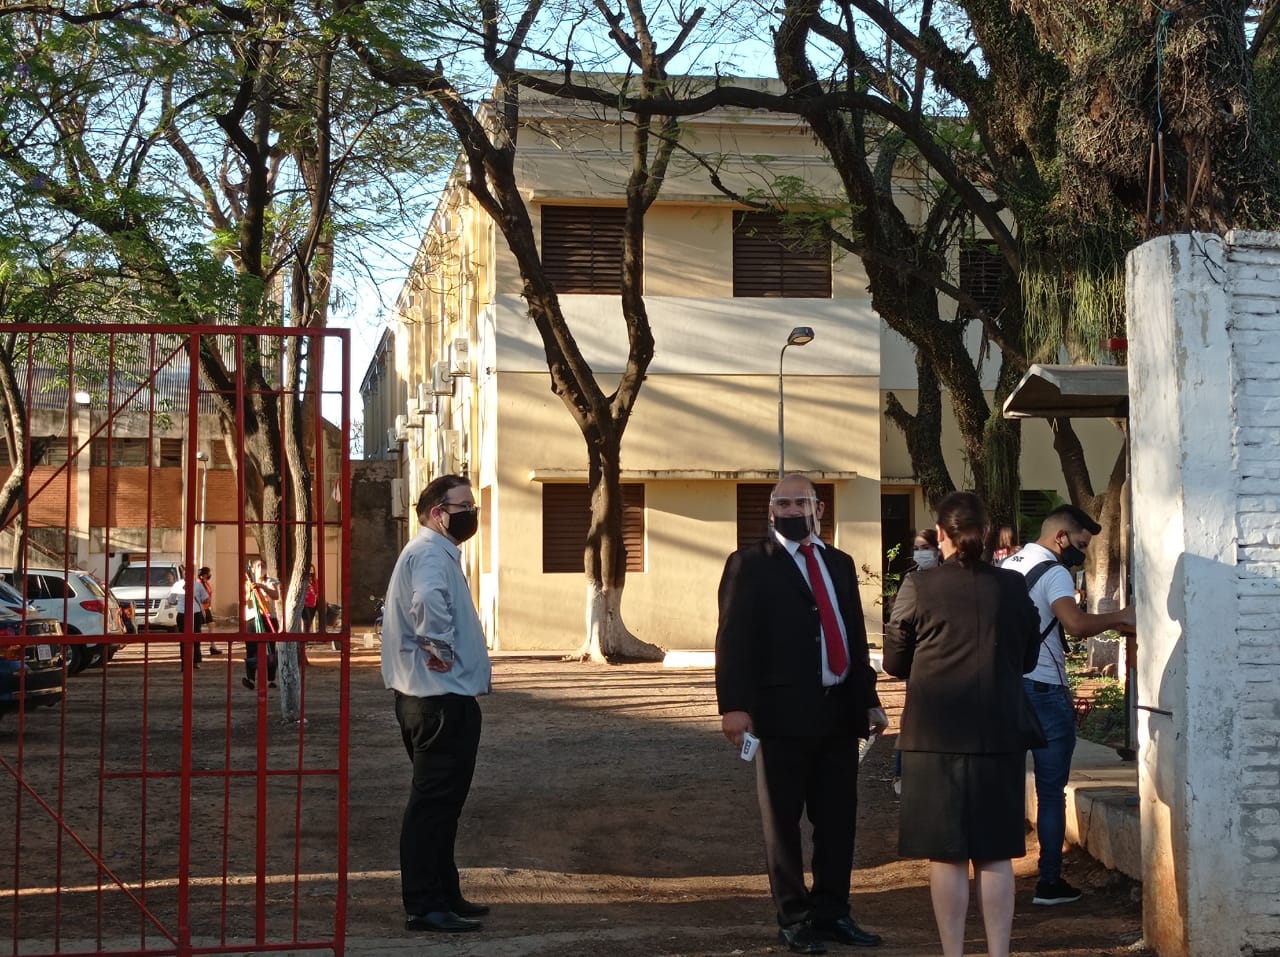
top-left (0, 603), bottom-right (65, 723)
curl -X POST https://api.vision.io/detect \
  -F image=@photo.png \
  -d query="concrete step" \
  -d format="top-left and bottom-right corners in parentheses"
top-left (1026, 736), bottom-right (1140, 879)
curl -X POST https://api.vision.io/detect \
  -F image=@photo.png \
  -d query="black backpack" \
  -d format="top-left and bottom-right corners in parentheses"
top-left (1022, 558), bottom-right (1069, 652)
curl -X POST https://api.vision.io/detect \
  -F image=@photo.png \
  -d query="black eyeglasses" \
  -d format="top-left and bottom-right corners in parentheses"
top-left (441, 503), bottom-right (479, 515)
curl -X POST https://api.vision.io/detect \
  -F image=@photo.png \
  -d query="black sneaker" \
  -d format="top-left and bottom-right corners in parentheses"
top-left (1032, 878), bottom-right (1082, 905)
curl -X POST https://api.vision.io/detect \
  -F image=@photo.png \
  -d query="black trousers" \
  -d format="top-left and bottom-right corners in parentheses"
top-left (176, 612), bottom-right (203, 666)
top-left (245, 617), bottom-right (277, 684)
top-left (394, 691), bottom-right (482, 915)
top-left (755, 729), bottom-right (860, 926)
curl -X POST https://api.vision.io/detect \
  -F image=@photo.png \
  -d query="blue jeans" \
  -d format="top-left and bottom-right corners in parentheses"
top-left (1024, 678), bottom-right (1076, 883)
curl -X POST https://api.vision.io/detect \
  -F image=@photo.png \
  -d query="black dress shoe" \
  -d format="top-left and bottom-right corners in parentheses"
top-left (777, 922), bottom-right (827, 954)
top-left (451, 898), bottom-right (490, 917)
top-left (812, 916), bottom-right (882, 947)
top-left (405, 911), bottom-right (482, 933)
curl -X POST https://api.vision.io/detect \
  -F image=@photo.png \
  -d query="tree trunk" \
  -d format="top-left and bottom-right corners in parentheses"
top-left (884, 353), bottom-right (954, 508)
top-left (574, 438), bottom-right (663, 663)
top-left (276, 332), bottom-right (314, 724)
top-left (580, 579), bottom-right (659, 662)
top-left (1084, 439), bottom-right (1128, 615)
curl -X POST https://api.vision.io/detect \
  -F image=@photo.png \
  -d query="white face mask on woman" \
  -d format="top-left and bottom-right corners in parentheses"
top-left (912, 548), bottom-right (939, 569)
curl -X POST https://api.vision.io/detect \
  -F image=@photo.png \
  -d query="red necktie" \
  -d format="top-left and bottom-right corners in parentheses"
top-left (799, 542), bottom-right (848, 677)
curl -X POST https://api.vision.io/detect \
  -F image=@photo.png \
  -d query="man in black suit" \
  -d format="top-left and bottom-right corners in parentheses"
top-left (716, 474), bottom-right (888, 954)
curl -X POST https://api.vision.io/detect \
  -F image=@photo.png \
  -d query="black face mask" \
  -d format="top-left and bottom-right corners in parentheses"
top-left (446, 510), bottom-right (479, 544)
top-left (773, 515), bottom-right (813, 543)
top-left (1059, 541), bottom-right (1086, 568)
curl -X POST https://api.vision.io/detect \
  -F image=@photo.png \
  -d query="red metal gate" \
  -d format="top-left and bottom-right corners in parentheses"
top-left (0, 324), bottom-right (351, 956)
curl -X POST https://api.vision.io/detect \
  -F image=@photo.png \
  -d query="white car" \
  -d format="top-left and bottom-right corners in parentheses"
top-left (108, 562), bottom-right (182, 630)
top-left (0, 568), bottom-right (125, 674)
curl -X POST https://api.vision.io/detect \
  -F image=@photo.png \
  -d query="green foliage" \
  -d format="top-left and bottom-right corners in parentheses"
top-left (1019, 224), bottom-right (1132, 364)
top-left (1078, 678), bottom-right (1126, 747)
top-left (858, 544), bottom-right (903, 608)
top-left (0, 0), bottom-right (455, 332)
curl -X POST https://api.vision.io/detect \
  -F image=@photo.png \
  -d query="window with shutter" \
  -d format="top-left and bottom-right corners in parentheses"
top-left (159, 439), bottom-right (183, 468)
top-left (735, 483), bottom-right (836, 549)
top-left (91, 437), bottom-right (150, 466)
top-left (958, 240), bottom-right (1004, 321)
top-left (541, 206), bottom-right (627, 294)
top-left (26, 436), bottom-right (70, 466)
top-left (732, 212), bottom-right (832, 298)
top-left (542, 483), bottom-right (645, 573)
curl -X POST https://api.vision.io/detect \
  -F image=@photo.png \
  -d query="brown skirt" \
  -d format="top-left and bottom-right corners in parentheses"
top-left (898, 750), bottom-right (1027, 862)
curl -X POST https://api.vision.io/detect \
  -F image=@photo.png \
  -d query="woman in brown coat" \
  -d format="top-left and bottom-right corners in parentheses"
top-left (884, 491), bottom-right (1041, 957)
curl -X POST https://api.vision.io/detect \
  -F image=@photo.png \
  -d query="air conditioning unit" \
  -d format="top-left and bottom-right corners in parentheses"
top-left (394, 414), bottom-right (409, 442)
top-left (451, 337), bottom-right (471, 377)
top-left (440, 429), bottom-right (462, 474)
top-left (407, 383), bottom-right (427, 417)
top-left (430, 359), bottom-right (453, 396)
top-left (390, 477), bottom-right (406, 518)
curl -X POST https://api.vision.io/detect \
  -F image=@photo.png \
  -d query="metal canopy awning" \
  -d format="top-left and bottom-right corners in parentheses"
top-left (1002, 363), bottom-right (1130, 419)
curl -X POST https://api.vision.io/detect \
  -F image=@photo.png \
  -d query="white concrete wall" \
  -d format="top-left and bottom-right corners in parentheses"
top-left (1128, 231), bottom-right (1280, 957)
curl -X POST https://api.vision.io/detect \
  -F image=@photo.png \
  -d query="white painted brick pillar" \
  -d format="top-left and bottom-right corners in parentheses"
top-left (1128, 231), bottom-right (1280, 956)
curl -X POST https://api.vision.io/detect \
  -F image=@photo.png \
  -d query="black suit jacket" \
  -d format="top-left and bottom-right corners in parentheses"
top-left (715, 536), bottom-right (881, 738)
top-left (883, 558), bottom-right (1041, 753)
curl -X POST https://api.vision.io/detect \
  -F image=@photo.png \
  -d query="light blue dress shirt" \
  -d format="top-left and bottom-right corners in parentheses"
top-left (380, 527), bottom-right (492, 698)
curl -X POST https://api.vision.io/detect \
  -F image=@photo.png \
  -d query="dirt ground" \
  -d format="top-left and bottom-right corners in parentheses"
top-left (1, 637), bottom-right (1148, 957)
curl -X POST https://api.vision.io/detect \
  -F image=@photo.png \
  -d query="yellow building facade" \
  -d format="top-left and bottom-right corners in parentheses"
top-left (362, 84), bottom-right (1124, 652)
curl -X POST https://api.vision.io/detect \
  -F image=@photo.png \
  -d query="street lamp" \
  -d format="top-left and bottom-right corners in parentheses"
top-left (195, 451), bottom-right (209, 567)
top-left (777, 326), bottom-right (815, 478)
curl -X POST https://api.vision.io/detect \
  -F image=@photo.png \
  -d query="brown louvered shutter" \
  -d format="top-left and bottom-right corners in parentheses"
top-left (732, 212), bottom-right (832, 298)
top-left (543, 483), bottom-right (645, 573)
top-left (958, 240), bottom-right (1004, 321)
top-left (735, 483), bottom-right (836, 549)
top-left (541, 206), bottom-right (627, 294)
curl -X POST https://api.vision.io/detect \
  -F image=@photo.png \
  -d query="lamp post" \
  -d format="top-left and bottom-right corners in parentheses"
top-left (777, 326), bottom-right (815, 478)
top-left (194, 451), bottom-right (209, 567)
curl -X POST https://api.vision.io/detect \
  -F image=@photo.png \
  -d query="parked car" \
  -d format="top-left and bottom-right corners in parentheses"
top-left (0, 568), bottom-right (125, 675)
top-left (0, 602), bottom-right (65, 723)
top-left (108, 562), bottom-right (182, 630)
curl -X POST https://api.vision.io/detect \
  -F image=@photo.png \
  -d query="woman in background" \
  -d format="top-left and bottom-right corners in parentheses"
top-left (911, 528), bottom-right (941, 571)
top-left (884, 492), bottom-right (1041, 957)
top-left (891, 528), bottom-right (945, 795)
top-left (992, 525), bottom-right (1019, 564)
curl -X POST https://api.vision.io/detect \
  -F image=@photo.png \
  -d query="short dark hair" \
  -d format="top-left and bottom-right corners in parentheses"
top-left (1043, 504), bottom-right (1101, 537)
top-left (417, 474), bottom-right (471, 520)
top-left (934, 491), bottom-right (988, 565)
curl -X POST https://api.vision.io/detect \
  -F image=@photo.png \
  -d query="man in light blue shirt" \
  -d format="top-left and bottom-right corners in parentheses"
top-left (381, 475), bottom-right (492, 934)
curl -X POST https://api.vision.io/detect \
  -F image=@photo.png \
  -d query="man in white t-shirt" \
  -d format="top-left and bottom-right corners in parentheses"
top-left (1002, 505), bottom-right (1135, 907)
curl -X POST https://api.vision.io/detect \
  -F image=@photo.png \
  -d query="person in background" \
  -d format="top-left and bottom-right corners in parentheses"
top-left (302, 565), bottom-right (320, 634)
top-left (992, 526), bottom-right (1019, 564)
top-left (170, 565), bottom-right (211, 670)
top-left (884, 492), bottom-right (1041, 957)
top-left (200, 566), bottom-right (219, 655)
top-left (381, 475), bottom-right (492, 934)
top-left (910, 528), bottom-right (941, 571)
top-left (716, 473), bottom-right (887, 954)
top-left (892, 528), bottom-right (944, 796)
top-left (243, 559), bottom-right (279, 691)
